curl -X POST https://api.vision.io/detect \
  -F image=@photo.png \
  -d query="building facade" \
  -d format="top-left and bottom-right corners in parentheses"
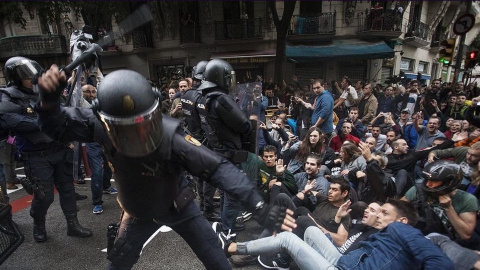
top-left (1, 1), bottom-right (479, 87)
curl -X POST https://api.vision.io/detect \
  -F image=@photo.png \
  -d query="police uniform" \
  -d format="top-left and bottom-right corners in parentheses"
top-left (0, 56), bottom-right (91, 242)
top-left (35, 69), bottom-right (279, 270)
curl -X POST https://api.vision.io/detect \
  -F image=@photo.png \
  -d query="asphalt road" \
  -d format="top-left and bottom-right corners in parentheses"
top-left (2, 171), bottom-right (300, 270)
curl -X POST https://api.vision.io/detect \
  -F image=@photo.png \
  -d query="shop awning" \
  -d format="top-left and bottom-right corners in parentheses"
top-left (286, 40), bottom-right (394, 62)
top-left (211, 50), bottom-right (276, 59)
top-left (404, 73), bottom-right (431, 80)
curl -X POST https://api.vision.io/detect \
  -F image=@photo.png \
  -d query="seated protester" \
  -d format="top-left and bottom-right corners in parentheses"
top-left (282, 127), bottom-right (335, 175)
top-left (364, 125), bottom-right (387, 152)
top-left (387, 137), bottom-right (457, 196)
top-left (414, 113), bottom-right (445, 150)
top-left (379, 112), bottom-right (401, 136)
top-left (454, 126), bottom-right (480, 147)
top-left (464, 97), bottom-right (480, 128)
top-left (256, 145), bottom-right (298, 202)
top-left (348, 142), bottom-right (396, 203)
top-left (269, 117), bottom-right (289, 145)
top-left (329, 143), bottom-right (366, 182)
top-left (444, 120), bottom-right (462, 140)
top-left (428, 141), bottom-right (480, 186)
top-left (447, 92), bottom-right (469, 120)
top-left (250, 114), bottom-right (288, 156)
top-left (293, 153), bottom-right (330, 197)
top-left (364, 136), bottom-right (377, 153)
top-left (329, 121), bottom-right (360, 153)
top-left (462, 119), bottom-right (470, 132)
top-left (403, 121), bottom-right (419, 149)
top-left (335, 107), bottom-right (365, 140)
top-left (383, 130), bottom-right (396, 154)
top-left (219, 199), bottom-right (454, 270)
top-left (396, 108), bottom-right (412, 138)
top-left (402, 161), bottom-right (479, 246)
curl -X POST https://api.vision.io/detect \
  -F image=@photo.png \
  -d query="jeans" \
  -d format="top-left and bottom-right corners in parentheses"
top-left (86, 143), bottom-right (103, 206)
top-left (102, 154), bottom-right (113, 189)
top-left (427, 233), bottom-right (478, 270)
top-left (237, 227), bottom-right (341, 270)
top-left (393, 169), bottom-right (413, 197)
top-left (220, 191), bottom-right (241, 231)
top-left (108, 201), bottom-right (231, 270)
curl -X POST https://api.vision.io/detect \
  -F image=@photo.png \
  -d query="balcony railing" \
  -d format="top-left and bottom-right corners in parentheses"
top-left (132, 27), bottom-right (153, 49)
top-left (289, 12), bottom-right (336, 35)
top-left (357, 9), bottom-right (403, 32)
top-left (0, 35), bottom-right (68, 59)
top-left (431, 31), bottom-right (447, 47)
top-left (215, 18), bottom-right (263, 40)
top-left (405, 21), bottom-right (429, 41)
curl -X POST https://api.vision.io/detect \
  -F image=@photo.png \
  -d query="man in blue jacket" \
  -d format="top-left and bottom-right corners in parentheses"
top-left (218, 198), bottom-right (453, 270)
top-left (310, 79), bottom-right (334, 139)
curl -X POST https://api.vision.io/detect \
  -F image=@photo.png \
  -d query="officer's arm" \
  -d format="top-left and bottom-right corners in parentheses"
top-left (0, 113), bottom-right (40, 133)
top-left (36, 105), bottom-right (97, 143)
top-left (172, 133), bottom-right (296, 231)
top-left (172, 132), bottom-right (262, 209)
top-left (213, 95), bottom-right (251, 135)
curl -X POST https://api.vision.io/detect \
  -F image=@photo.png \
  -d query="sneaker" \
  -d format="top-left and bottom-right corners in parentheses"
top-left (6, 182), bottom-right (18, 190)
top-left (217, 230), bottom-right (235, 258)
top-left (229, 255), bottom-right (258, 267)
top-left (93, 205), bottom-right (103, 214)
top-left (103, 187), bottom-right (118, 194)
top-left (233, 220), bottom-right (245, 232)
top-left (212, 222), bottom-right (223, 234)
top-left (258, 254), bottom-right (290, 270)
top-left (237, 211), bottom-right (253, 223)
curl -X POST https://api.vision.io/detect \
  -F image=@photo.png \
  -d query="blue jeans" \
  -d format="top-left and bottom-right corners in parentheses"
top-left (220, 191), bottom-right (241, 231)
top-left (86, 143), bottom-right (103, 206)
top-left (237, 227), bottom-right (341, 270)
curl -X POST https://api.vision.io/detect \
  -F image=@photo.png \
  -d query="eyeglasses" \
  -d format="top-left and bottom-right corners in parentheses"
top-left (83, 90), bottom-right (96, 94)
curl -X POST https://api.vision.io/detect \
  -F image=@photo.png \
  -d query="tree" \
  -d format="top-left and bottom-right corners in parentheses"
top-left (267, 1), bottom-right (296, 86)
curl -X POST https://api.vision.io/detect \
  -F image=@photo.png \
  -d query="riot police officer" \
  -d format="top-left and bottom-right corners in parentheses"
top-left (35, 66), bottom-right (295, 269)
top-left (197, 59), bottom-right (253, 234)
top-left (181, 61), bottom-right (219, 221)
top-left (0, 57), bottom-right (92, 242)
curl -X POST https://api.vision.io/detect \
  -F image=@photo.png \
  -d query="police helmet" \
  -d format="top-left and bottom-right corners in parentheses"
top-left (192, 60), bottom-right (208, 81)
top-left (421, 160), bottom-right (462, 196)
top-left (95, 70), bottom-right (163, 157)
top-left (197, 59), bottom-right (236, 92)
top-left (4, 56), bottom-right (43, 90)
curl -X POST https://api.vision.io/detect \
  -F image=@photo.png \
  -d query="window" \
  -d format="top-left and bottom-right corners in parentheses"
top-left (400, 58), bottom-right (414, 71)
top-left (418, 61), bottom-right (428, 73)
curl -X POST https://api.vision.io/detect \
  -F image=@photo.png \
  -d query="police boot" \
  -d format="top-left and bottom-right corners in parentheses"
top-left (33, 217), bottom-right (47, 242)
top-left (66, 214), bottom-right (92, 238)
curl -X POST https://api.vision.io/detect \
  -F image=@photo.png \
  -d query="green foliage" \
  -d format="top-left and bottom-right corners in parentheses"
top-left (0, 1), bottom-right (134, 41)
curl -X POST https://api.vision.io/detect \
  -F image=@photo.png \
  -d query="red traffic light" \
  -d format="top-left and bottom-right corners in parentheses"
top-left (469, 51), bottom-right (478, 60)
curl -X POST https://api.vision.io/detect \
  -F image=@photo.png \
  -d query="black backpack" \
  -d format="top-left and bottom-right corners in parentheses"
top-left (412, 183), bottom-right (454, 239)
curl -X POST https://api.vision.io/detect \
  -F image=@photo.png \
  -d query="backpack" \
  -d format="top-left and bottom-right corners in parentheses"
top-left (412, 183), bottom-right (454, 238)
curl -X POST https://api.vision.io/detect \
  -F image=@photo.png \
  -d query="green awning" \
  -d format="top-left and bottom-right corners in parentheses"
top-left (286, 40), bottom-right (394, 62)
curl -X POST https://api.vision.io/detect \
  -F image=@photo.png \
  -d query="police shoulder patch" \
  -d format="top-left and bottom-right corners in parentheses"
top-left (185, 135), bottom-right (201, 146)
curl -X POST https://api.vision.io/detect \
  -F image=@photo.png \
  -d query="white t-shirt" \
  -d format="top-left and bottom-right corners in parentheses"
top-left (340, 85), bottom-right (358, 108)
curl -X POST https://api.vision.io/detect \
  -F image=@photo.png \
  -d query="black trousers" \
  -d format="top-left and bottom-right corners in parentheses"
top-left (23, 148), bottom-right (76, 219)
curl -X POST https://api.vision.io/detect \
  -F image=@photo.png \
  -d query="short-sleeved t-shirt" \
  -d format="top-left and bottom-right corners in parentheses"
top-left (313, 194), bottom-right (351, 233)
top-left (405, 187), bottom-right (479, 230)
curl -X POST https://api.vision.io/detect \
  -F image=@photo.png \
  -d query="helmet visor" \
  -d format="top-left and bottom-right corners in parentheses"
top-left (99, 100), bottom-right (163, 157)
top-left (12, 60), bottom-right (42, 80)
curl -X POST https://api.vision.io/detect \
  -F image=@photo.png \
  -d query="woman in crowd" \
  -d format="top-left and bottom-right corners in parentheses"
top-left (161, 87), bottom-right (176, 114)
top-left (444, 120), bottom-right (462, 140)
top-left (281, 127), bottom-right (335, 175)
top-left (330, 142), bottom-right (367, 181)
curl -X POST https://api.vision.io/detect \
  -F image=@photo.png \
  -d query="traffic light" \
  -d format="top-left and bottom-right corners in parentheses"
top-left (465, 50), bottom-right (479, 69)
top-left (439, 38), bottom-right (456, 66)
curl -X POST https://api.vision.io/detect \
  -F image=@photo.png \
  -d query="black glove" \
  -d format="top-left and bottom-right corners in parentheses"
top-left (254, 204), bottom-right (286, 232)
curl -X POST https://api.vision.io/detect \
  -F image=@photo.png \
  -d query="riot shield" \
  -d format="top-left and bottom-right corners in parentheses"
top-left (234, 82), bottom-right (262, 156)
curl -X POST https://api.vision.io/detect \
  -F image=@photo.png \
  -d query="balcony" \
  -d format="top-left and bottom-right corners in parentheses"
top-left (132, 27), bottom-right (154, 52)
top-left (214, 18), bottom-right (263, 42)
top-left (357, 9), bottom-right (403, 38)
top-left (180, 22), bottom-right (201, 45)
top-left (0, 35), bottom-right (68, 59)
top-left (288, 12), bottom-right (336, 43)
top-left (404, 21), bottom-right (430, 47)
top-left (430, 31), bottom-right (448, 52)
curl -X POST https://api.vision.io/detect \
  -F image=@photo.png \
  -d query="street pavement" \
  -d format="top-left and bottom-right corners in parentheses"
top-left (2, 168), bottom-right (300, 270)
